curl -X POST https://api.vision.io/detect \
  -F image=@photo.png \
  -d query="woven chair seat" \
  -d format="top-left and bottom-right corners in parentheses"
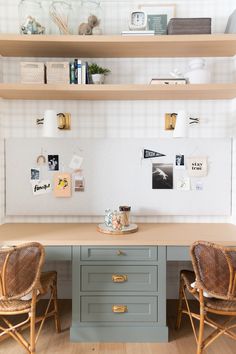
top-left (0, 298), bottom-right (32, 312)
top-left (181, 270), bottom-right (236, 312)
top-left (0, 271), bottom-right (57, 313)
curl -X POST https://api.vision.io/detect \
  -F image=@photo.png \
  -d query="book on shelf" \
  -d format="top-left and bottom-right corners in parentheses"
top-left (70, 60), bottom-right (90, 84)
top-left (74, 59), bottom-right (82, 84)
top-left (122, 30), bottom-right (155, 36)
top-left (150, 78), bottom-right (187, 85)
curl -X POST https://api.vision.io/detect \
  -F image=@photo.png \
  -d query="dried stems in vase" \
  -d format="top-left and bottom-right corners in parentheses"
top-left (49, 2), bottom-right (71, 35)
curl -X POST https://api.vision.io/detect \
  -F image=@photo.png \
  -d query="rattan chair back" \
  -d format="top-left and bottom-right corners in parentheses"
top-left (191, 241), bottom-right (236, 300)
top-left (0, 242), bottom-right (45, 300)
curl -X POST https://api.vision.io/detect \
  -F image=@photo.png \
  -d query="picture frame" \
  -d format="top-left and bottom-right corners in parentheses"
top-left (138, 4), bottom-right (176, 34)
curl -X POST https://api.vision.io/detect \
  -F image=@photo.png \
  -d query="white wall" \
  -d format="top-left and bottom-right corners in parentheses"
top-left (1, 0), bottom-right (236, 297)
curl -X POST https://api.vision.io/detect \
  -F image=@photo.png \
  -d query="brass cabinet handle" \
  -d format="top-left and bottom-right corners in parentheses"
top-left (112, 305), bottom-right (128, 313)
top-left (116, 250), bottom-right (126, 256)
top-left (112, 274), bottom-right (128, 283)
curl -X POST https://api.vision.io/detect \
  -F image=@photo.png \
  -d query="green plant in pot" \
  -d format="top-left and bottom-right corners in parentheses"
top-left (88, 63), bottom-right (111, 84)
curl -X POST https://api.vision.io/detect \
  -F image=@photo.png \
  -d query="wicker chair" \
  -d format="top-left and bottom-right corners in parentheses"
top-left (176, 241), bottom-right (236, 354)
top-left (0, 242), bottom-right (61, 354)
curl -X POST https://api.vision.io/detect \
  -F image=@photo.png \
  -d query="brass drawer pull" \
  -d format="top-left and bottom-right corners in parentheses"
top-left (112, 274), bottom-right (128, 283)
top-left (112, 305), bottom-right (128, 313)
top-left (116, 250), bottom-right (126, 256)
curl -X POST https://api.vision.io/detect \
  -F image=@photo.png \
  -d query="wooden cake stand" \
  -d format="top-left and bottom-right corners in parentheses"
top-left (97, 223), bottom-right (138, 235)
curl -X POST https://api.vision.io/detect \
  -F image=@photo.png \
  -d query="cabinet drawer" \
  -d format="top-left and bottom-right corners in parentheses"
top-left (81, 265), bottom-right (157, 292)
top-left (81, 296), bottom-right (157, 322)
top-left (167, 246), bottom-right (190, 261)
top-left (45, 246), bottom-right (72, 261)
top-left (81, 246), bottom-right (157, 261)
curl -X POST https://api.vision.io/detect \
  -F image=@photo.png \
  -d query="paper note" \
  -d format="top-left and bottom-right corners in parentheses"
top-left (32, 180), bottom-right (51, 196)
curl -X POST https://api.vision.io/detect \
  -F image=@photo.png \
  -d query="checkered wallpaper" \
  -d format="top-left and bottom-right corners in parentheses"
top-left (0, 0), bottom-right (236, 226)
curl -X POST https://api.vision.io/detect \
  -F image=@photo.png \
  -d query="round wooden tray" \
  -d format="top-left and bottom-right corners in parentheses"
top-left (97, 223), bottom-right (138, 235)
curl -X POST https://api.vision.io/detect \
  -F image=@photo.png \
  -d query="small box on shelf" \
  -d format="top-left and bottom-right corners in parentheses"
top-left (46, 62), bottom-right (70, 84)
top-left (20, 62), bottom-right (45, 84)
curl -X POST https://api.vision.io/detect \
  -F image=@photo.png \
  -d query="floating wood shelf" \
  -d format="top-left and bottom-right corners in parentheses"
top-left (0, 83), bottom-right (236, 100)
top-left (0, 34), bottom-right (236, 58)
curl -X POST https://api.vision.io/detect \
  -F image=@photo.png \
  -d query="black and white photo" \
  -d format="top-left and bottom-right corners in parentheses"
top-left (48, 155), bottom-right (59, 171)
top-left (175, 154), bottom-right (185, 169)
top-left (152, 163), bottom-right (173, 189)
top-left (30, 168), bottom-right (40, 180)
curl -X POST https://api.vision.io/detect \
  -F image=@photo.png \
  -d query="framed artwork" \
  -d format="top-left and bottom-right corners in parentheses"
top-left (139, 4), bottom-right (176, 34)
top-left (54, 173), bottom-right (71, 197)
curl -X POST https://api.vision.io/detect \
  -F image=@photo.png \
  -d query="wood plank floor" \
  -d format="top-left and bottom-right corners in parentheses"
top-left (0, 300), bottom-right (235, 354)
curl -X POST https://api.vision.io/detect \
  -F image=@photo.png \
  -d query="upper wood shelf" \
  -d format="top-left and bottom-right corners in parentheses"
top-left (0, 34), bottom-right (236, 58)
top-left (1, 83), bottom-right (236, 100)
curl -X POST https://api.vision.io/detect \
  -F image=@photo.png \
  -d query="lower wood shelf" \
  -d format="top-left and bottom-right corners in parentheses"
top-left (0, 83), bottom-right (236, 100)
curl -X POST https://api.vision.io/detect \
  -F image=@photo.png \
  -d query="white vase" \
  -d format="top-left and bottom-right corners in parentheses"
top-left (173, 110), bottom-right (188, 138)
top-left (92, 73), bottom-right (105, 84)
top-left (43, 110), bottom-right (59, 137)
top-left (185, 59), bottom-right (211, 84)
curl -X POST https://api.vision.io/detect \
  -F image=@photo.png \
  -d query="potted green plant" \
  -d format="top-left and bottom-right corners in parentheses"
top-left (88, 63), bottom-right (111, 84)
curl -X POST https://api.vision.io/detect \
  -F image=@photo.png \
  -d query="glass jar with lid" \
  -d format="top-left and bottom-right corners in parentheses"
top-left (78, 0), bottom-right (103, 35)
top-left (18, 0), bottom-right (46, 34)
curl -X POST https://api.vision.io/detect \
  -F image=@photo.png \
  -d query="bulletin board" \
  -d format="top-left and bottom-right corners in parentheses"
top-left (5, 138), bottom-right (232, 216)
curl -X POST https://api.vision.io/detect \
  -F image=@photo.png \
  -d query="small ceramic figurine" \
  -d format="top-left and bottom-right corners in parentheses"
top-left (78, 22), bottom-right (92, 35)
top-left (88, 14), bottom-right (99, 27)
top-left (21, 15), bottom-right (45, 34)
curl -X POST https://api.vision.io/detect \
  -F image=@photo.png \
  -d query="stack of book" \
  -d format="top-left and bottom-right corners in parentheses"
top-left (121, 30), bottom-right (155, 36)
top-left (150, 78), bottom-right (187, 85)
top-left (69, 59), bottom-right (90, 84)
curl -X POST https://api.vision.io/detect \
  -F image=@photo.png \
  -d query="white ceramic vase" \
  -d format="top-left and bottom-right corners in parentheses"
top-left (91, 73), bottom-right (105, 84)
top-left (185, 58), bottom-right (211, 84)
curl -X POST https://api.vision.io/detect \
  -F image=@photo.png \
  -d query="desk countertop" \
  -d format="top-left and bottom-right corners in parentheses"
top-left (0, 223), bottom-right (236, 246)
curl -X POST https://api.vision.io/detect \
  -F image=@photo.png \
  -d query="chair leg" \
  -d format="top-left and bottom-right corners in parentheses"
top-left (176, 275), bottom-right (184, 330)
top-left (52, 277), bottom-right (61, 333)
top-left (30, 290), bottom-right (37, 354)
top-left (197, 291), bottom-right (205, 354)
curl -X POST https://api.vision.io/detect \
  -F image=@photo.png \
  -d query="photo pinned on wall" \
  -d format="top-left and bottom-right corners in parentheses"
top-left (54, 173), bottom-right (71, 197)
top-left (175, 154), bottom-right (185, 169)
top-left (176, 176), bottom-right (190, 191)
top-left (193, 181), bottom-right (204, 191)
top-left (74, 174), bottom-right (85, 192)
top-left (152, 163), bottom-right (173, 189)
top-left (48, 155), bottom-right (59, 171)
top-left (187, 157), bottom-right (208, 177)
top-left (32, 180), bottom-right (51, 196)
top-left (69, 154), bottom-right (84, 171)
top-left (30, 168), bottom-right (40, 181)
top-left (165, 113), bottom-right (177, 130)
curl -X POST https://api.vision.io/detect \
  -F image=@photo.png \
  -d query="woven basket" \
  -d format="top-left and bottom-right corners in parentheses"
top-left (46, 62), bottom-right (70, 84)
top-left (20, 62), bottom-right (45, 84)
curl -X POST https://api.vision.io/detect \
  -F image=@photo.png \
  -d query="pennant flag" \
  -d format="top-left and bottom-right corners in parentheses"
top-left (143, 149), bottom-right (166, 159)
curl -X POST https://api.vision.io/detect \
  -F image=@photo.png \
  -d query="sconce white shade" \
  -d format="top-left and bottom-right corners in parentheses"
top-left (173, 110), bottom-right (188, 138)
top-left (42, 110), bottom-right (58, 137)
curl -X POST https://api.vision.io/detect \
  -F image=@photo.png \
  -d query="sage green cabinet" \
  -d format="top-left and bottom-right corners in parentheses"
top-left (81, 246), bottom-right (158, 261)
top-left (81, 265), bottom-right (158, 292)
top-left (81, 295), bottom-right (158, 322)
top-left (71, 246), bottom-right (168, 342)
